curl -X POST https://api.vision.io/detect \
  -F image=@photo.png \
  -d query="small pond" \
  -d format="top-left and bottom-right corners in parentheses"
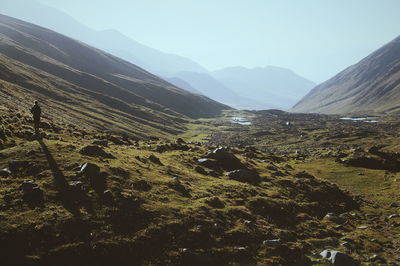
top-left (340, 117), bottom-right (379, 123)
top-left (231, 117), bottom-right (252, 126)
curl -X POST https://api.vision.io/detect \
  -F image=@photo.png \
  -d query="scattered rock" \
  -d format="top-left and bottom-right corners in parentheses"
top-left (341, 242), bottom-right (351, 249)
top-left (168, 180), bottom-right (190, 197)
top-left (107, 135), bottom-right (126, 145)
top-left (92, 139), bottom-right (108, 146)
top-left (205, 196), bottom-right (224, 208)
top-left (19, 180), bottom-right (43, 204)
top-left (19, 180), bottom-right (39, 191)
top-left (294, 171), bottom-right (315, 179)
top-left (369, 254), bottom-right (386, 263)
top-left (79, 145), bottom-right (115, 158)
top-left (319, 249), bottom-right (359, 265)
top-left (197, 158), bottom-right (219, 170)
top-left (80, 163), bottom-right (100, 177)
top-left (324, 213), bottom-right (345, 224)
top-left (148, 154), bottom-right (163, 165)
top-left (176, 138), bottom-right (185, 145)
top-left (205, 169), bottom-right (219, 177)
top-left (207, 147), bottom-right (247, 171)
top-left (263, 239), bottom-right (282, 246)
top-left (0, 168), bottom-right (11, 178)
top-left (110, 167), bottom-right (130, 178)
top-left (388, 214), bottom-right (400, 219)
top-left (69, 181), bottom-right (85, 193)
top-left (357, 225), bottom-right (368, 229)
top-left (226, 169), bottom-right (259, 183)
top-left (194, 166), bottom-right (208, 175)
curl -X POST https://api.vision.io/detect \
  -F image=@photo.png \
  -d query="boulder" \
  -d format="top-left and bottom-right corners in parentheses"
top-left (226, 169), bottom-right (259, 183)
top-left (79, 145), bottom-right (115, 158)
top-left (176, 138), bottom-right (186, 145)
top-left (195, 166), bottom-right (208, 175)
top-left (110, 167), bottom-right (130, 178)
top-left (69, 181), bottom-right (85, 193)
top-left (207, 147), bottom-right (246, 171)
top-left (80, 163), bottom-right (100, 177)
top-left (197, 158), bottom-right (220, 170)
top-left (320, 249), bottom-right (359, 266)
top-left (263, 239), bottom-right (282, 246)
top-left (294, 171), bottom-right (315, 179)
top-left (368, 254), bottom-right (386, 263)
top-left (19, 180), bottom-right (39, 191)
top-left (205, 196), bottom-right (224, 208)
top-left (149, 154), bottom-right (163, 165)
top-left (324, 213), bottom-right (345, 224)
top-left (92, 139), bottom-right (108, 146)
top-left (168, 180), bottom-right (191, 197)
top-left (19, 180), bottom-right (43, 204)
top-left (0, 168), bottom-right (11, 178)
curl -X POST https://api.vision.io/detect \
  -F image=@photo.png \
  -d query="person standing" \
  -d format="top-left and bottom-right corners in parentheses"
top-left (30, 100), bottom-right (42, 134)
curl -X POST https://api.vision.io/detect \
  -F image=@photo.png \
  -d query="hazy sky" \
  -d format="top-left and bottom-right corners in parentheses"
top-left (36, 0), bottom-right (400, 83)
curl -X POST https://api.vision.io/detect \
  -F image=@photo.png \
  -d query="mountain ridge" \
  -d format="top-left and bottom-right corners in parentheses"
top-left (0, 14), bottom-right (229, 137)
top-left (291, 35), bottom-right (400, 114)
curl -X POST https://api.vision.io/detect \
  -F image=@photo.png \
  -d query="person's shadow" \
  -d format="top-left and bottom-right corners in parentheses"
top-left (38, 137), bottom-right (91, 216)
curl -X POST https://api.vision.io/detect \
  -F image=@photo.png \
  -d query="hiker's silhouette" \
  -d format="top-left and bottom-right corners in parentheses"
top-left (30, 100), bottom-right (41, 134)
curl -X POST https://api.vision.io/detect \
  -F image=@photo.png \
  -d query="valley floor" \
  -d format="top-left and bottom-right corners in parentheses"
top-left (0, 108), bottom-right (399, 265)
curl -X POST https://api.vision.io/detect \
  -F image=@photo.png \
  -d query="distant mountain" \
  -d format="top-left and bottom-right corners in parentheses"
top-left (174, 72), bottom-right (241, 104)
top-left (291, 35), bottom-right (400, 114)
top-left (0, 0), bottom-right (207, 77)
top-left (212, 66), bottom-right (316, 109)
top-left (173, 72), bottom-right (276, 110)
top-left (0, 15), bottom-right (229, 137)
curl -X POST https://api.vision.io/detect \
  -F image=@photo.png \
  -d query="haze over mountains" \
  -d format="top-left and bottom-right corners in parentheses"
top-left (1, 0), bottom-right (315, 110)
top-left (212, 66), bottom-right (316, 108)
top-left (0, 14), bottom-right (228, 137)
top-left (291, 35), bottom-right (400, 114)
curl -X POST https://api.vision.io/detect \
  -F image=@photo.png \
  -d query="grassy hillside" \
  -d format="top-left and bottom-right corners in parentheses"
top-left (291, 35), bottom-right (400, 114)
top-left (0, 108), bottom-right (399, 265)
top-left (0, 14), bottom-right (229, 138)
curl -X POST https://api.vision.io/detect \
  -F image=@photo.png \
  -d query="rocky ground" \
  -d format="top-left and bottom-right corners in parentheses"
top-left (0, 108), bottom-right (399, 265)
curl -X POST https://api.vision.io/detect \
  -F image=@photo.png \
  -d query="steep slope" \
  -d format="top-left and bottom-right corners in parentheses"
top-left (0, 0), bottom-right (208, 77)
top-left (164, 77), bottom-right (202, 94)
top-left (291, 35), bottom-right (400, 114)
top-left (0, 14), bottom-right (229, 137)
top-left (212, 66), bottom-right (316, 109)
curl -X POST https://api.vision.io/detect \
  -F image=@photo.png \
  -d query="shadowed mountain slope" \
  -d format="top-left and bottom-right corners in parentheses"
top-left (291, 35), bottom-right (400, 114)
top-left (212, 66), bottom-right (316, 110)
top-left (0, 14), bottom-right (229, 137)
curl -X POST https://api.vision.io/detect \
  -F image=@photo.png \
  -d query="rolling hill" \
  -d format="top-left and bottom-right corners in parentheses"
top-left (291, 35), bottom-right (400, 114)
top-left (0, 14), bottom-right (229, 137)
top-left (212, 66), bottom-right (316, 109)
